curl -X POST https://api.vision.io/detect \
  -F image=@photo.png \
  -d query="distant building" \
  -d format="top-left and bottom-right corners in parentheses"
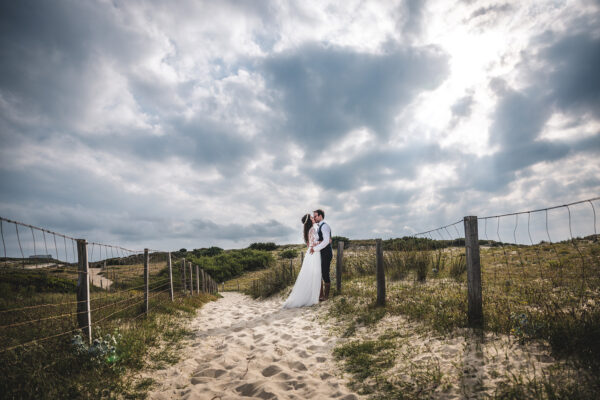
top-left (29, 254), bottom-right (52, 259)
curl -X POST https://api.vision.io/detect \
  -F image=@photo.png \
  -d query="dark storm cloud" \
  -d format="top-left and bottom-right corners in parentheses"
top-left (469, 4), bottom-right (513, 20)
top-left (0, 161), bottom-right (173, 237)
top-left (474, 13), bottom-right (600, 192)
top-left (489, 88), bottom-right (550, 148)
top-left (301, 143), bottom-right (445, 191)
top-left (395, 0), bottom-right (427, 39)
top-left (0, 0), bottom-right (262, 176)
top-left (451, 94), bottom-right (474, 118)
top-left (261, 42), bottom-right (449, 149)
top-left (0, 1), bottom-right (148, 132)
top-left (190, 218), bottom-right (294, 241)
top-left (449, 93), bottom-right (475, 129)
top-left (540, 31), bottom-right (600, 117)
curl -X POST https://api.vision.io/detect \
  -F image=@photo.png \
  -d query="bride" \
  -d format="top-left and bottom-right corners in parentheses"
top-left (282, 213), bottom-right (325, 309)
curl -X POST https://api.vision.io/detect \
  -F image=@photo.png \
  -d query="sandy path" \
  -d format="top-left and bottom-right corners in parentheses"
top-left (88, 267), bottom-right (112, 289)
top-left (147, 292), bottom-right (360, 400)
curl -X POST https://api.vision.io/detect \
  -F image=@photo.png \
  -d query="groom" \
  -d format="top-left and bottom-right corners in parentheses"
top-left (310, 209), bottom-right (332, 301)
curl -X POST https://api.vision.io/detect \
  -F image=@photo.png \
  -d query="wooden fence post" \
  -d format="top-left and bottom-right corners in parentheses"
top-left (168, 252), bottom-right (174, 301)
top-left (182, 259), bottom-right (187, 294)
top-left (222, 282), bottom-right (225, 291)
top-left (201, 269), bottom-right (206, 293)
top-left (144, 248), bottom-right (149, 314)
top-left (76, 239), bottom-right (92, 345)
top-left (336, 241), bottom-right (344, 294)
top-left (195, 265), bottom-right (200, 294)
top-left (188, 262), bottom-right (193, 295)
top-left (464, 216), bottom-right (483, 327)
top-left (376, 239), bottom-right (386, 306)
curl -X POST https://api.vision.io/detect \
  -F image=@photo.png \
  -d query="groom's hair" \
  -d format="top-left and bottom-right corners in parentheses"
top-left (314, 209), bottom-right (325, 218)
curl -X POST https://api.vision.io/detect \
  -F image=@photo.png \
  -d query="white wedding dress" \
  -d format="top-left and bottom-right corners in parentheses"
top-left (282, 227), bottom-right (322, 309)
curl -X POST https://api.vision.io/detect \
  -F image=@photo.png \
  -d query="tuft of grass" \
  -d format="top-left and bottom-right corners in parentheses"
top-left (334, 331), bottom-right (443, 399)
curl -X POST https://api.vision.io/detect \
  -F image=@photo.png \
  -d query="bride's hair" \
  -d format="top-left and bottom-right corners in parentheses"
top-left (301, 214), bottom-right (312, 244)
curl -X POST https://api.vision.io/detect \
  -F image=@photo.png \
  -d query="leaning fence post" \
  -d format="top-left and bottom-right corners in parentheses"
top-left (182, 259), bottom-right (187, 294)
top-left (188, 262), bottom-right (193, 295)
top-left (76, 239), bottom-right (92, 345)
top-left (195, 264), bottom-right (200, 294)
top-left (144, 248), bottom-right (149, 314)
top-left (336, 241), bottom-right (344, 294)
top-left (168, 252), bottom-right (174, 301)
top-left (376, 239), bottom-right (386, 306)
top-left (464, 216), bottom-right (483, 327)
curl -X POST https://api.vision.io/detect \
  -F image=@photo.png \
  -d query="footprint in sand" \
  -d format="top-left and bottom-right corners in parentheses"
top-left (288, 361), bottom-right (307, 371)
top-left (321, 372), bottom-right (332, 380)
top-left (261, 365), bottom-right (282, 377)
top-left (253, 333), bottom-right (265, 342)
top-left (236, 382), bottom-right (277, 399)
top-left (296, 350), bottom-right (310, 358)
top-left (193, 368), bottom-right (227, 378)
top-left (146, 293), bottom-right (359, 400)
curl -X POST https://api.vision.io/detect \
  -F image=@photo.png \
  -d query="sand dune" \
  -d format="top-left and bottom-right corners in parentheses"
top-left (147, 292), bottom-right (360, 399)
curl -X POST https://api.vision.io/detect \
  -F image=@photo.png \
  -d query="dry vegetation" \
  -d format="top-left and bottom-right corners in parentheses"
top-left (323, 239), bottom-right (600, 399)
top-left (0, 258), bottom-right (218, 399)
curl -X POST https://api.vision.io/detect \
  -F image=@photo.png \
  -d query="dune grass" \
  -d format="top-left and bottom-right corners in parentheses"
top-left (326, 239), bottom-right (600, 399)
top-left (0, 263), bottom-right (218, 399)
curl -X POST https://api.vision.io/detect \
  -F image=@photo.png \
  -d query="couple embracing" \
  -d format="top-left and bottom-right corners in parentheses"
top-left (283, 209), bottom-right (332, 309)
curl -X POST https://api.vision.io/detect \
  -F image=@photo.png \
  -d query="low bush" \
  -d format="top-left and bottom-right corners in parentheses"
top-left (279, 249), bottom-right (298, 259)
top-left (248, 242), bottom-right (278, 251)
top-left (187, 249), bottom-right (274, 282)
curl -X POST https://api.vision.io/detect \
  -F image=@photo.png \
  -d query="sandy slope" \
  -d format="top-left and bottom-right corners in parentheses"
top-left (147, 292), bottom-right (360, 400)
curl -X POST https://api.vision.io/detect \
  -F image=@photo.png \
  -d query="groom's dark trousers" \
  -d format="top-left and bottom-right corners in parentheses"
top-left (321, 244), bottom-right (333, 283)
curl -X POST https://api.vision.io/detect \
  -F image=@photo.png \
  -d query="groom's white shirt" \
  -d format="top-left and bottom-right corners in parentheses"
top-left (312, 220), bottom-right (331, 252)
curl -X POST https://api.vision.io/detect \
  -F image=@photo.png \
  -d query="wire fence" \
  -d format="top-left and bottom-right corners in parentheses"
top-left (328, 196), bottom-right (599, 337)
top-left (0, 216), bottom-right (219, 353)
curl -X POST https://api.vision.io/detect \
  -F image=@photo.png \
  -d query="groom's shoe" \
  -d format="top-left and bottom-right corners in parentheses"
top-left (323, 283), bottom-right (331, 301)
top-left (319, 282), bottom-right (325, 302)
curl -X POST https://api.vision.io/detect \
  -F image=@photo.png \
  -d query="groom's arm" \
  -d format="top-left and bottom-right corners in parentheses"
top-left (312, 224), bottom-right (331, 252)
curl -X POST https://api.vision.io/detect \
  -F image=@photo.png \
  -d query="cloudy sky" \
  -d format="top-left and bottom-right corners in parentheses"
top-left (1, 0), bottom-right (599, 252)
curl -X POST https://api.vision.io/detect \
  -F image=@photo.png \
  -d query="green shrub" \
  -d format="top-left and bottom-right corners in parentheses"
top-left (248, 242), bottom-right (278, 251)
top-left (187, 249), bottom-right (274, 282)
top-left (279, 249), bottom-right (298, 259)
top-left (332, 236), bottom-right (350, 249)
top-left (192, 247), bottom-right (223, 257)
